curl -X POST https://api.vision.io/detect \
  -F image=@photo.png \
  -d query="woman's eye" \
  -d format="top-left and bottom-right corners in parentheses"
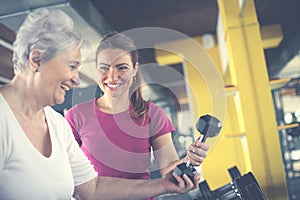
top-left (98, 66), bottom-right (109, 72)
top-left (118, 65), bottom-right (129, 71)
top-left (70, 65), bottom-right (76, 70)
top-left (69, 61), bottom-right (80, 71)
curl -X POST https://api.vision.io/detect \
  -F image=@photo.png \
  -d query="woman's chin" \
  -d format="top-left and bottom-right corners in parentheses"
top-left (55, 96), bottom-right (66, 105)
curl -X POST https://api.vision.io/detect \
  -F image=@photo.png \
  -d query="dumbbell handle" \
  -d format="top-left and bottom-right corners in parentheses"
top-left (197, 134), bottom-right (206, 143)
top-left (185, 135), bottom-right (206, 167)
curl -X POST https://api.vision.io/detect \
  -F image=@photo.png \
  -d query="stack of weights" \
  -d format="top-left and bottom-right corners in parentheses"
top-left (195, 166), bottom-right (266, 200)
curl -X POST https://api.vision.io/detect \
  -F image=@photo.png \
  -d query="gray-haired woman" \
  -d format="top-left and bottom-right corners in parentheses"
top-left (0, 8), bottom-right (198, 200)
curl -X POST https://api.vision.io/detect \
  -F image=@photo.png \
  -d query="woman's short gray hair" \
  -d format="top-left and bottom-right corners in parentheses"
top-left (13, 8), bottom-right (89, 74)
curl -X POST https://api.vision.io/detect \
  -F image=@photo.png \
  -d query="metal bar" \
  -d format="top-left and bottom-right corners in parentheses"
top-left (239, 0), bottom-right (247, 17)
top-left (0, 2), bottom-right (69, 20)
top-left (0, 75), bottom-right (11, 83)
top-left (0, 38), bottom-right (13, 50)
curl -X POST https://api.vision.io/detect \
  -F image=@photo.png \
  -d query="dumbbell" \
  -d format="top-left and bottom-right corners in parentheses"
top-left (172, 114), bottom-right (222, 184)
top-left (196, 115), bottom-right (222, 143)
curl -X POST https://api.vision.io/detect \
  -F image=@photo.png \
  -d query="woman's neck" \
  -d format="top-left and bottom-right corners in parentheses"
top-left (96, 95), bottom-right (130, 114)
top-left (1, 75), bottom-right (44, 117)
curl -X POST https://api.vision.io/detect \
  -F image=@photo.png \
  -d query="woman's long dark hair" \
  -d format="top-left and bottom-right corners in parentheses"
top-left (96, 31), bottom-right (149, 122)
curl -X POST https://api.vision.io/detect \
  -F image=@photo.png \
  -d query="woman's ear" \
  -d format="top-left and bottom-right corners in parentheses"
top-left (29, 49), bottom-right (41, 72)
top-left (134, 62), bottom-right (139, 76)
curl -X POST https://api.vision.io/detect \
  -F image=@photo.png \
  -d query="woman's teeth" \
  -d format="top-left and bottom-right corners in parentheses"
top-left (61, 84), bottom-right (70, 91)
top-left (107, 83), bottom-right (121, 88)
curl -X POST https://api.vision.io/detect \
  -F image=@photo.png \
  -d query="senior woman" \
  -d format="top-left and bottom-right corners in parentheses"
top-left (0, 8), bottom-right (198, 199)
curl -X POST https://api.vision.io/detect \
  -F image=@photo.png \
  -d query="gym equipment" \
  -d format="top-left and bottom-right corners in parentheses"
top-left (172, 114), bottom-right (222, 184)
top-left (196, 166), bottom-right (266, 200)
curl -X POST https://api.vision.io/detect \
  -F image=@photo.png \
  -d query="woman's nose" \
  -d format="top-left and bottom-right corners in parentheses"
top-left (107, 68), bottom-right (118, 81)
top-left (72, 71), bottom-right (80, 86)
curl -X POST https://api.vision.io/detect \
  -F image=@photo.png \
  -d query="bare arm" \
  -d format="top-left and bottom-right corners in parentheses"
top-left (74, 171), bottom-right (195, 200)
top-left (152, 132), bottom-right (209, 167)
top-left (152, 133), bottom-right (180, 176)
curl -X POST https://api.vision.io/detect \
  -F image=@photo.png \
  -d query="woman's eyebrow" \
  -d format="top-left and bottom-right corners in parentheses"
top-left (116, 63), bottom-right (129, 67)
top-left (71, 61), bottom-right (81, 65)
top-left (97, 63), bottom-right (110, 67)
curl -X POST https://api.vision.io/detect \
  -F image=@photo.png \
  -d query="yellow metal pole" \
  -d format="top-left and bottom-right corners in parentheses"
top-left (217, 0), bottom-right (288, 199)
top-left (155, 37), bottom-right (246, 188)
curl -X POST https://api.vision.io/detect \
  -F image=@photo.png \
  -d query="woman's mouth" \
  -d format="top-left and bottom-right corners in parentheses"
top-left (60, 83), bottom-right (71, 92)
top-left (106, 83), bottom-right (121, 89)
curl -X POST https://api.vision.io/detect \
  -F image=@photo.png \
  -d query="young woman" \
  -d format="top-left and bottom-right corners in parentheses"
top-left (65, 32), bottom-right (209, 198)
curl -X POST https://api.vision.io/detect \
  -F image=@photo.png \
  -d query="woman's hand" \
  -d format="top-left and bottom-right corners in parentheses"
top-left (185, 141), bottom-right (209, 166)
top-left (161, 161), bottom-right (200, 194)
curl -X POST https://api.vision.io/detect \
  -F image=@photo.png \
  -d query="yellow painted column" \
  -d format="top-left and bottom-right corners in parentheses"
top-left (155, 36), bottom-right (225, 134)
top-left (217, 0), bottom-right (288, 199)
top-left (155, 37), bottom-right (243, 187)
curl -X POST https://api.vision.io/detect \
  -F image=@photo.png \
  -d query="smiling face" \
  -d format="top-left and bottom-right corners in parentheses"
top-left (35, 46), bottom-right (81, 106)
top-left (96, 48), bottom-right (137, 100)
